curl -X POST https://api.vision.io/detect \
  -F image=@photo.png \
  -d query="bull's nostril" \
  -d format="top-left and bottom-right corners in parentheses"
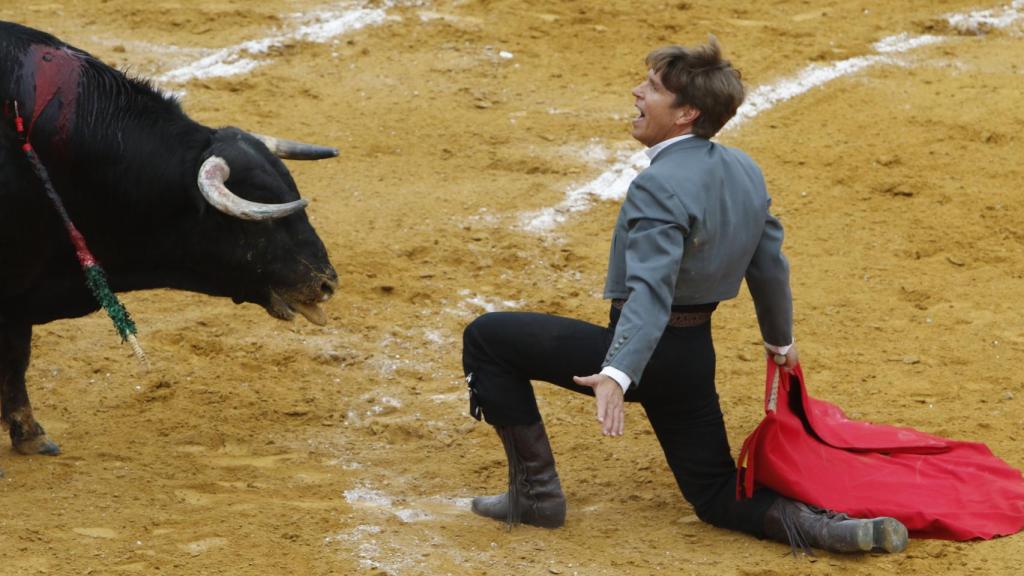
top-left (321, 281), bottom-right (335, 297)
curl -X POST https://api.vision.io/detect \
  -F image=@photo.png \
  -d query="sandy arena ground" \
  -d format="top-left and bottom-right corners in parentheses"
top-left (2, 1), bottom-right (1023, 574)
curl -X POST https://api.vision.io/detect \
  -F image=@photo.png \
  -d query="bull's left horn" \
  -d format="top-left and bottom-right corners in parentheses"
top-left (252, 134), bottom-right (338, 160)
top-left (197, 156), bottom-right (308, 221)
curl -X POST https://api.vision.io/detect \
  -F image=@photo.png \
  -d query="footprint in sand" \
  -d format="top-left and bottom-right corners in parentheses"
top-left (72, 527), bottom-right (118, 539)
top-left (178, 537), bottom-right (228, 556)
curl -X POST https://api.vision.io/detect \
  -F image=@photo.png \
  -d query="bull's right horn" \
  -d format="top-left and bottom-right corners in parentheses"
top-left (252, 134), bottom-right (338, 160)
top-left (197, 156), bottom-right (308, 221)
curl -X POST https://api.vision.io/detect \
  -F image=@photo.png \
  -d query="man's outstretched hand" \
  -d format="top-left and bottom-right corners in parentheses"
top-left (573, 373), bottom-right (624, 437)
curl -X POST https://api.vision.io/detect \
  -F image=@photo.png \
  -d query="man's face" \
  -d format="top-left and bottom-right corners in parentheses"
top-left (631, 69), bottom-right (693, 147)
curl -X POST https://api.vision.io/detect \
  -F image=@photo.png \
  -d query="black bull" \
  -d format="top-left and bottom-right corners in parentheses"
top-left (0, 22), bottom-right (339, 469)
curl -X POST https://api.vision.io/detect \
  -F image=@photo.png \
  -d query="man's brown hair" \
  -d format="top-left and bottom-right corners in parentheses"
top-left (645, 36), bottom-right (744, 139)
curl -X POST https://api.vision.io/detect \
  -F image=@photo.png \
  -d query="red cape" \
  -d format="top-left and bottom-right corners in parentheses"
top-left (738, 361), bottom-right (1024, 540)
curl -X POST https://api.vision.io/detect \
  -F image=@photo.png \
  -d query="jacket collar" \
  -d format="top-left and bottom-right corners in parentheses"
top-left (648, 134), bottom-right (709, 164)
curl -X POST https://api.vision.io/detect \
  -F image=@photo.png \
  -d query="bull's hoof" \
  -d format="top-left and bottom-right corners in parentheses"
top-left (21, 437), bottom-right (60, 455)
top-left (10, 422), bottom-right (61, 456)
top-left (15, 435), bottom-right (61, 455)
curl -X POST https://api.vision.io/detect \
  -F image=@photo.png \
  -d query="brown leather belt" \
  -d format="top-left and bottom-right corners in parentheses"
top-left (611, 299), bottom-right (714, 327)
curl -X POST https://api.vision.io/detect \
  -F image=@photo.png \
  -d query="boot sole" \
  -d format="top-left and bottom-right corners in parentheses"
top-left (871, 518), bottom-right (909, 553)
top-left (829, 517), bottom-right (909, 554)
top-left (470, 496), bottom-right (566, 529)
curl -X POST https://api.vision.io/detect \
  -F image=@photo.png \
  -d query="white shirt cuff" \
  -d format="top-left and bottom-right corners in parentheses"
top-left (764, 341), bottom-right (794, 355)
top-left (600, 366), bottom-right (632, 395)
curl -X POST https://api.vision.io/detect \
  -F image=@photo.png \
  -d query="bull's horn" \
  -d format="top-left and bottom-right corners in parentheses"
top-left (252, 134), bottom-right (338, 160)
top-left (197, 156), bottom-right (308, 221)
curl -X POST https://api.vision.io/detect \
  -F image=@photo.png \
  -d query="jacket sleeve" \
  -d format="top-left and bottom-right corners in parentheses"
top-left (601, 174), bottom-right (688, 385)
top-left (745, 202), bottom-right (793, 347)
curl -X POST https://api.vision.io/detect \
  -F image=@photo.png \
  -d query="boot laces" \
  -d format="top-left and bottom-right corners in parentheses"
top-left (779, 503), bottom-right (860, 557)
top-left (778, 504), bottom-right (814, 558)
top-left (806, 505), bottom-right (851, 521)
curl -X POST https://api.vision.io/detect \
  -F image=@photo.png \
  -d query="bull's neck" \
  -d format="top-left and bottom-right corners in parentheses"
top-left (6, 36), bottom-right (219, 297)
top-left (44, 71), bottom-right (214, 289)
top-left (22, 49), bottom-right (211, 212)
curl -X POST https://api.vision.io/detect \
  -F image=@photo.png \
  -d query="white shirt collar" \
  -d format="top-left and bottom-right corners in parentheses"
top-left (645, 133), bottom-right (695, 160)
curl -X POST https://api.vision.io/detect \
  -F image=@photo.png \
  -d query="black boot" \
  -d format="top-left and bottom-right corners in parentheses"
top-left (764, 497), bottom-right (908, 555)
top-left (471, 420), bottom-right (566, 528)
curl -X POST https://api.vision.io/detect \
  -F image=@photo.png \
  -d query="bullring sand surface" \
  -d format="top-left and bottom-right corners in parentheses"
top-left (2, 1), bottom-right (1023, 574)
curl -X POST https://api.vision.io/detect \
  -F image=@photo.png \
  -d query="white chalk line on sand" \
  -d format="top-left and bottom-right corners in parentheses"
top-left (454, 290), bottom-right (524, 316)
top-left (725, 33), bottom-right (946, 131)
top-left (337, 483), bottom-right (473, 569)
top-left (343, 486), bottom-right (471, 521)
top-left (325, 500), bottom-right (480, 572)
top-left (949, 0), bottom-right (1024, 33)
top-left (333, 486), bottom-right (473, 570)
top-left (520, 0), bottom-right (1024, 233)
top-left (157, 1), bottom-right (417, 84)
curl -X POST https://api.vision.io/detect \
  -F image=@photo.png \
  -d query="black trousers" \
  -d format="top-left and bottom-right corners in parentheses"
top-left (462, 305), bottom-right (778, 537)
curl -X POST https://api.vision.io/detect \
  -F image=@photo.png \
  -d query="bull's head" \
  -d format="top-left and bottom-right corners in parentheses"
top-left (193, 128), bottom-right (338, 325)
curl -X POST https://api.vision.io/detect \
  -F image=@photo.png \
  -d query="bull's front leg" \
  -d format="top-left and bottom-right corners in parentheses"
top-left (0, 321), bottom-right (60, 456)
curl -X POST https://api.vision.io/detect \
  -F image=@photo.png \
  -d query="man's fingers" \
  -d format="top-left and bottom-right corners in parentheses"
top-left (595, 390), bottom-right (607, 423)
top-left (573, 375), bottom-right (595, 388)
top-left (782, 353), bottom-right (799, 374)
top-left (604, 407), bottom-right (617, 436)
top-left (574, 374), bottom-right (626, 436)
top-left (610, 407), bottom-right (624, 436)
top-left (599, 398), bottom-right (623, 436)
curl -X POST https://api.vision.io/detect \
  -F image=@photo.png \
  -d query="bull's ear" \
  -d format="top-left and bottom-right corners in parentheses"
top-left (249, 133), bottom-right (338, 160)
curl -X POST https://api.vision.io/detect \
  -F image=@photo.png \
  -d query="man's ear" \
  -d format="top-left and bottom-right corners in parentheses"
top-left (675, 105), bottom-right (700, 127)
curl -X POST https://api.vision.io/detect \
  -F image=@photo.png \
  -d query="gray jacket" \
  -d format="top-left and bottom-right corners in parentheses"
top-left (602, 136), bottom-right (793, 385)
